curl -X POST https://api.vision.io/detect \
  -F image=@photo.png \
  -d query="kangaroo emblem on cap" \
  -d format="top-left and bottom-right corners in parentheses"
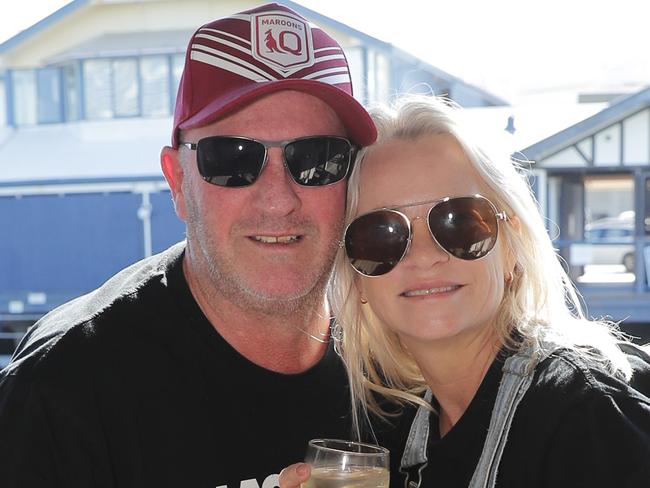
top-left (264, 29), bottom-right (282, 53)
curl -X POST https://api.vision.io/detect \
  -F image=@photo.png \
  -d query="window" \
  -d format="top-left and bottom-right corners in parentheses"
top-left (565, 174), bottom-right (636, 283)
top-left (11, 70), bottom-right (37, 125)
top-left (171, 54), bottom-right (184, 106)
top-left (36, 68), bottom-right (63, 123)
top-left (83, 60), bottom-right (113, 119)
top-left (367, 51), bottom-right (390, 104)
top-left (344, 46), bottom-right (366, 104)
top-left (83, 58), bottom-right (139, 119)
top-left (113, 59), bottom-right (139, 117)
top-left (9, 54), bottom-right (184, 125)
top-left (0, 78), bottom-right (6, 126)
top-left (63, 63), bottom-right (81, 122)
top-left (141, 56), bottom-right (170, 117)
top-left (646, 176), bottom-right (650, 235)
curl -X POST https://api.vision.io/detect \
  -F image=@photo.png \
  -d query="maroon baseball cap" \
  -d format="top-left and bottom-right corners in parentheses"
top-left (171, 2), bottom-right (376, 148)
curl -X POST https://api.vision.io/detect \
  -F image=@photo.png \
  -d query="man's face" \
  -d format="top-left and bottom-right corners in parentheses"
top-left (164, 90), bottom-right (348, 315)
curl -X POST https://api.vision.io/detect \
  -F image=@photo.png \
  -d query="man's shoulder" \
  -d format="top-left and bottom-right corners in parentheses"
top-left (3, 243), bottom-right (186, 378)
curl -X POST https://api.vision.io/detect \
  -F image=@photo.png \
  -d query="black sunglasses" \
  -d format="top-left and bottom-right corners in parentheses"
top-left (344, 195), bottom-right (508, 277)
top-left (179, 135), bottom-right (357, 188)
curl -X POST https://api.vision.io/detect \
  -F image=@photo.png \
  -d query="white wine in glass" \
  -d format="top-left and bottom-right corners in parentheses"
top-left (302, 439), bottom-right (389, 488)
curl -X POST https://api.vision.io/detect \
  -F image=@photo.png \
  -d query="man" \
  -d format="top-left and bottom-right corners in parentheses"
top-left (0, 4), bottom-right (380, 487)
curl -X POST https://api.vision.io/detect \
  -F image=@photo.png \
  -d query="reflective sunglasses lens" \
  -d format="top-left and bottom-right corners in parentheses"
top-left (345, 210), bottom-right (410, 276)
top-left (428, 197), bottom-right (498, 260)
top-left (285, 137), bottom-right (352, 186)
top-left (196, 137), bottom-right (265, 187)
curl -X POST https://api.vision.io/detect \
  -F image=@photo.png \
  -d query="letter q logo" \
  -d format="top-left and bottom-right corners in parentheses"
top-left (251, 12), bottom-right (315, 75)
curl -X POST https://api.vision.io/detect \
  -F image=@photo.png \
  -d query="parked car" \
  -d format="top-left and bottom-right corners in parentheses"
top-left (584, 216), bottom-right (635, 272)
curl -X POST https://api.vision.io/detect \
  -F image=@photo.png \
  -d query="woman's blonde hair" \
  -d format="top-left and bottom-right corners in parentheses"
top-left (329, 95), bottom-right (631, 433)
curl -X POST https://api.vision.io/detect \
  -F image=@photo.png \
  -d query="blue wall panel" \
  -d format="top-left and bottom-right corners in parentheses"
top-left (0, 192), bottom-right (142, 299)
top-left (150, 190), bottom-right (185, 253)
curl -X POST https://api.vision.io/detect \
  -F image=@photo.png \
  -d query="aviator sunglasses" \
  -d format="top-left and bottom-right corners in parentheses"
top-left (343, 195), bottom-right (509, 277)
top-left (179, 135), bottom-right (357, 188)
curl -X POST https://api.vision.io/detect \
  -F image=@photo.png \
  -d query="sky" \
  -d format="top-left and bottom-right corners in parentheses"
top-left (1, 0), bottom-right (648, 103)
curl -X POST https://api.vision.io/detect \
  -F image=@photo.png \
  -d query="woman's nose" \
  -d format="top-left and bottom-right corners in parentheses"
top-left (402, 216), bottom-right (450, 269)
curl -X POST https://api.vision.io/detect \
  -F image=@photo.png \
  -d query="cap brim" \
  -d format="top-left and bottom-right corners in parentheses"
top-left (174, 79), bottom-right (376, 147)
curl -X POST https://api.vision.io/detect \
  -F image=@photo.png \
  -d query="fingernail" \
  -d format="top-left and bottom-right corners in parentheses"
top-left (296, 464), bottom-right (309, 477)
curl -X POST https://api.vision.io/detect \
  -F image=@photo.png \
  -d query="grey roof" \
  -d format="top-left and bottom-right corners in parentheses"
top-left (0, 118), bottom-right (170, 186)
top-left (47, 30), bottom-right (192, 63)
top-left (519, 85), bottom-right (650, 161)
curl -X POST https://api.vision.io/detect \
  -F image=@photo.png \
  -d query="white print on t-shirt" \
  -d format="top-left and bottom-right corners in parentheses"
top-left (216, 473), bottom-right (280, 488)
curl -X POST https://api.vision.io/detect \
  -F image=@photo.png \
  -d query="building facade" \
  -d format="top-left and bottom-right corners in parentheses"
top-left (520, 87), bottom-right (650, 331)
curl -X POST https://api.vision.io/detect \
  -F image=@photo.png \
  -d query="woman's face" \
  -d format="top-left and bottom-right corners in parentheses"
top-left (354, 134), bottom-right (513, 347)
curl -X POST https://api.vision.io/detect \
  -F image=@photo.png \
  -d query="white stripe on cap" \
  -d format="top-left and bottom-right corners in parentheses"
top-left (313, 54), bottom-right (348, 63)
top-left (314, 46), bottom-right (343, 54)
top-left (225, 13), bottom-right (251, 21)
top-left (191, 44), bottom-right (275, 81)
top-left (198, 28), bottom-right (251, 47)
top-left (301, 67), bottom-right (350, 80)
top-left (195, 33), bottom-right (252, 57)
top-left (190, 50), bottom-right (275, 82)
top-left (310, 74), bottom-right (351, 86)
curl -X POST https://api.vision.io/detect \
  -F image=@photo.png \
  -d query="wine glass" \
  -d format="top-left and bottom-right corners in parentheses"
top-left (302, 439), bottom-right (389, 488)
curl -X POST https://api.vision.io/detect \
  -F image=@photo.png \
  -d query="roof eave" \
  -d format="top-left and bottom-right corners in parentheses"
top-left (520, 86), bottom-right (650, 160)
top-left (390, 46), bottom-right (509, 106)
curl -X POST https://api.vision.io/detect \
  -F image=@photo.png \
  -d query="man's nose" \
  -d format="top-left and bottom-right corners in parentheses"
top-left (249, 147), bottom-right (302, 215)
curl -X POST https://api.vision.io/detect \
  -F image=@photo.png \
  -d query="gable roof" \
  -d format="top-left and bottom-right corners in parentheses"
top-left (0, 0), bottom-right (385, 55)
top-left (519, 85), bottom-right (650, 161)
top-left (0, 0), bottom-right (90, 54)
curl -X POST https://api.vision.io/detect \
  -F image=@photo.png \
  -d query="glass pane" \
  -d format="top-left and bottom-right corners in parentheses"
top-left (366, 50), bottom-right (377, 103)
top-left (36, 68), bottom-right (63, 124)
top-left (645, 177), bottom-right (650, 235)
top-left (643, 176), bottom-right (650, 286)
top-left (374, 52), bottom-right (390, 103)
top-left (573, 174), bottom-right (635, 283)
top-left (63, 63), bottom-right (80, 122)
top-left (171, 54), bottom-right (184, 105)
top-left (141, 55), bottom-right (169, 117)
top-left (344, 46), bottom-right (366, 104)
top-left (83, 60), bottom-right (112, 119)
top-left (113, 58), bottom-right (138, 117)
top-left (11, 70), bottom-right (37, 125)
top-left (0, 79), bottom-right (5, 126)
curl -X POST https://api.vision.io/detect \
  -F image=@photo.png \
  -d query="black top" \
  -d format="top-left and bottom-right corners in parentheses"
top-left (407, 348), bottom-right (650, 487)
top-left (0, 243), bottom-right (370, 488)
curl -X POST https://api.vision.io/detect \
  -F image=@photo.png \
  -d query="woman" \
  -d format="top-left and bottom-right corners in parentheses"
top-left (281, 95), bottom-right (650, 487)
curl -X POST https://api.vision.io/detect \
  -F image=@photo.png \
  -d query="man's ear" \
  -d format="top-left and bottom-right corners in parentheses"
top-left (161, 146), bottom-right (187, 221)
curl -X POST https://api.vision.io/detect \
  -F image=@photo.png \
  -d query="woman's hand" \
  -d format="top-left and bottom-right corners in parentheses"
top-left (278, 462), bottom-right (311, 488)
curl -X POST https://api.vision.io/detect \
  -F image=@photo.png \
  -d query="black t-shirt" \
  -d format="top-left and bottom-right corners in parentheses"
top-left (0, 243), bottom-right (375, 488)
top-left (406, 348), bottom-right (650, 487)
